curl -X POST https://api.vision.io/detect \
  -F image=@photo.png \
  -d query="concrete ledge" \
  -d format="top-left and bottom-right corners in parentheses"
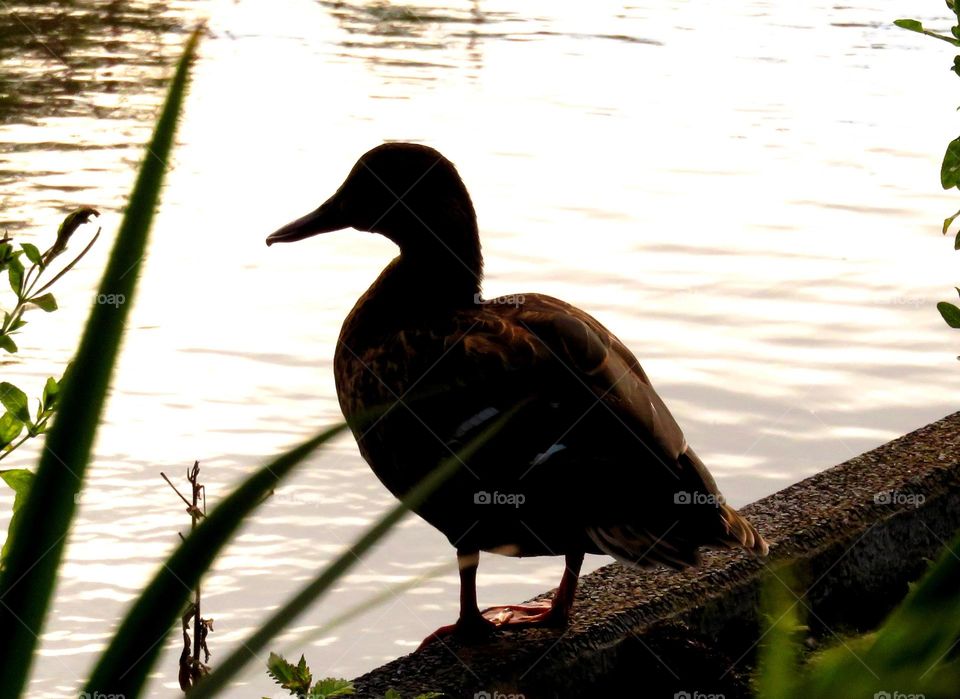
top-left (353, 412), bottom-right (960, 699)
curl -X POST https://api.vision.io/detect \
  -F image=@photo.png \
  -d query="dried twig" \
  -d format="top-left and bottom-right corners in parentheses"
top-left (162, 461), bottom-right (213, 693)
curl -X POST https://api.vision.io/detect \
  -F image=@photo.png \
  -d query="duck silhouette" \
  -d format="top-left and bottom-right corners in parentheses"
top-left (267, 143), bottom-right (768, 645)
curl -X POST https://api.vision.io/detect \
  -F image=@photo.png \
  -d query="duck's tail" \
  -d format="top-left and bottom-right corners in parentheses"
top-left (717, 502), bottom-right (769, 556)
top-left (680, 446), bottom-right (770, 557)
top-left (585, 459), bottom-right (769, 570)
top-left (586, 524), bottom-right (702, 571)
top-left (586, 504), bottom-right (768, 572)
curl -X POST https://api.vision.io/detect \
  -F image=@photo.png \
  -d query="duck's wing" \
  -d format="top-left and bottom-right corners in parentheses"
top-left (462, 293), bottom-right (687, 471)
top-left (458, 293), bottom-right (768, 564)
top-left (509, 294), bottom-right (689, 462)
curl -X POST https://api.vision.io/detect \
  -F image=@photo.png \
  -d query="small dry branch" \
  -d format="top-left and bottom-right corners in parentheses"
top-left (162, 460), bottom-right (213, 693)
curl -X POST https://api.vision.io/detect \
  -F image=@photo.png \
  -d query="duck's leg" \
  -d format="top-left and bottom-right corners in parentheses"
top-left (419, 550), bottom-right (495, 648)
top-left (480, 550), bottom-right (584, 626)
top-left (419, 551), bottom-right (584, 648)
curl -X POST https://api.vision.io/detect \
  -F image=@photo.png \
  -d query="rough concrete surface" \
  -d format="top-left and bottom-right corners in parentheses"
top-left (352, 411), bottom-right (960, 699)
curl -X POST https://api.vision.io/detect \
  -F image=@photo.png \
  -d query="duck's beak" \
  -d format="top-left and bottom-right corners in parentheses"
top-left (266, 196), bottom-right (348, 246)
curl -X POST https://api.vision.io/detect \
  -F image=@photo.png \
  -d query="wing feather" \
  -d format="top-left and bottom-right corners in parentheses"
top-left (455, 293), bottom-right (767, 563)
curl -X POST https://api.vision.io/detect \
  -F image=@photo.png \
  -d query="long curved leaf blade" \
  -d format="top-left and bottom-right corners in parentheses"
top-left (0, 29), bottom-right (200, 699)
top-left (275, 559), bottom-right (453, 661)
top-left (83, 422), bottom-right (348, 696)
top-left (191, 405), bottom-right (522, 698)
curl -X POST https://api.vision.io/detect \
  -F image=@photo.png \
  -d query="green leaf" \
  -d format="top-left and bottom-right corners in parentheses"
top-left (266, 652), bottom-right (312, 694)
top-left (0, 29), bottom-right (202, 699)
top-left (894, 18), bottom-right (960, 45)
top-left (938, 301), bottom-right (960, 327)
top-left (0, 334), bottom-right (17, 354)
top-left (310, 677), bottom-right (354, 698)
top-left (0, 469), bottom-right (34, 569)
top-left (7, 255), bottom-right (23, 297)
top-left (942, 138), bottom-right (960, 189)
top-left (41, 376), bottom-right (60, 414)
top-left (29, 293), bottom-right (57, 312)
top-left (955, 230), bottom-right (960, 249)
top-left (943, 208), bottom-right (960, 234)
top-left (0, 412), bottom-right (23, 448)
top-left (384, 691), bottom-right (401, 699)
top-left (0, 383), bottom-right (30, 424)
top-left (0, 470), bottom-right (32, 497)
top-left (19, 243), bottom-right (42, 267)
top-left (894, 18), bottom-right (925, 32)
top-left (47, 207), bottom-right (100, 265)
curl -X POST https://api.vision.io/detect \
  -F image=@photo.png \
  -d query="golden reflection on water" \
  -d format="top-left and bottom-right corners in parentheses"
top-left (2, 0), bottom-right (959, 695)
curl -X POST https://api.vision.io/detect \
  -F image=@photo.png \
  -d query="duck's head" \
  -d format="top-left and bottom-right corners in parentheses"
top-left (267, 143), bottom-right (482, 286)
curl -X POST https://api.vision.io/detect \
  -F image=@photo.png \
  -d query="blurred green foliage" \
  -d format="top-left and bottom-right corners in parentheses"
top-left (756, 531), bottom-right (960, 698)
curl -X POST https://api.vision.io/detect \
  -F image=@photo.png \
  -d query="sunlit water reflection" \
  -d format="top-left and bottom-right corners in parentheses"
top-left (1, 0), bottom-right (959, 695)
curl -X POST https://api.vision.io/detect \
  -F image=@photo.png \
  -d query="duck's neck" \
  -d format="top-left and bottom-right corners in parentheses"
top-left (345, 240), bottom-right (481, 341)
top-left (384, 246), bottom-right (482, 307)
top-left (381, 213), bottom-right (484, 305)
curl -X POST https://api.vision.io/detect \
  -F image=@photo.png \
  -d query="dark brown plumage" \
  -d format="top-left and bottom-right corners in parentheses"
top-left (267, 142), bottom-right (768, 642)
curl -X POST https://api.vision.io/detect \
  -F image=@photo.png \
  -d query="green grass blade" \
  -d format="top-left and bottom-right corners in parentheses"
top-left (0, 28), bottom-right (200, 699)
top-left (754, 565), bottom-right (803, 699)
top-left (84, 422), bottom-right (348, 696)
top-left (191, 404), bottom-right (523, 698)
top-left (273, 559), bottom-right (453, 663)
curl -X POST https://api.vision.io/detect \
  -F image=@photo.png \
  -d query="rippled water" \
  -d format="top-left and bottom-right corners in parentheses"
top-left (2, 0), bottom-right (959, 695)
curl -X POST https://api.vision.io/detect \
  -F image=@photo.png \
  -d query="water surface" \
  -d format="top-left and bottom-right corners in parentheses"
top-left (1, 0), bottom-right (959, 695)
